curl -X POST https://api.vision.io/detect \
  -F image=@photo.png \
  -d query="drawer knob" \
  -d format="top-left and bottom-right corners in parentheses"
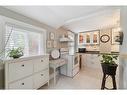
top-left (41, 60), bottom-right (43, 62)
top-left (21, 83), bottom-right (24, 85)
top-left (41, 74), bottom-right (43, 76)
top-left (21, 64), bottom-right (24, 67)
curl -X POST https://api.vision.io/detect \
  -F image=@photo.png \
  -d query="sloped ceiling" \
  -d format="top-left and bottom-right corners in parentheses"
top-left (4, 6), bottom-right (120, 33)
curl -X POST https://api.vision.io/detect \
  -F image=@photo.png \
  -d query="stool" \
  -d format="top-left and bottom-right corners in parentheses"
top-left (101, 73), bottom-right (117, 90)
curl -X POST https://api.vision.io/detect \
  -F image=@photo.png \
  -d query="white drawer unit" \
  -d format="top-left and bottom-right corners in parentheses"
top-left (9, 76), bottom-right (33, 89)
top-left (33, 69), bottom-right (49, 89)
top-left (4, 55), bottom-right (49, 89)
top-left (8, 61), bottom-right (33, 82)
top-left (34, 57), bottom-right (49, 73)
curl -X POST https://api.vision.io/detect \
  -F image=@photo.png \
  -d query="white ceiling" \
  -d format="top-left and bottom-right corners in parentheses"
top-left (4, 6), bottom-right (120, 33)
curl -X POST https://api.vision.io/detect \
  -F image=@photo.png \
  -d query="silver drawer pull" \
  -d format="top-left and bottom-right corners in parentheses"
top-left (21, 83), bottom-right (24, 85)
top-left (41, 74), bottom-right (43, 76)
top-left (21, 64), bottom-right (24, 67)
top-left (41, 60), bottom-right (43, 62)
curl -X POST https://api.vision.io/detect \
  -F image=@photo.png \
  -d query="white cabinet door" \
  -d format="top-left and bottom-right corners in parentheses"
top-left (85, 54), bottom-right (91, 67)
top-left (81, 54), bottom-right (87, 67)
top-left (33, 69), bottom-right (49, 89)
top-left (85, 54), bottom-right (101, 69)
top-left (8, 61), bottom-right (33, 82)
top-left (9, 76), bottom-right (33, 89)
top-left (33, 57), bottom-right (49, 73)
top-left (91, 54), bottom-right (101, 69)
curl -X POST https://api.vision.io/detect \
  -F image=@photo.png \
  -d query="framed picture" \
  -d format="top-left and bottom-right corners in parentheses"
top-left (53, 41), bottom-right (57, 48)
top-left (46, 40), bottom-right (52, 48)
top-left (49, 32), bottom-right (55, 40)
top-left (112, 28), bottom-right (121, 45)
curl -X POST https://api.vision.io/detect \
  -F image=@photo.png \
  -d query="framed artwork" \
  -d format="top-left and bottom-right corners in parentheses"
top-left (49, 32), bottom-right (55, 40)
top-left (53, 41), bottom-right (57, 48)
top-left (112, 28), bottom-right (122, 45)
top-left (46, 40), bottom-right (52, 48)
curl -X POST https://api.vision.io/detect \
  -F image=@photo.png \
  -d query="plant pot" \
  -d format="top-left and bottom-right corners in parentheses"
top-left (10, 54), bottom-right (23, 59)
top-left (13, 56), bottom-right (20, 59)
top-left (101, 63), bottom-right (118, 75)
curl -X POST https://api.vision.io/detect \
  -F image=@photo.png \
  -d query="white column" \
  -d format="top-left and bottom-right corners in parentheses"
top-left (119, 7), bottom-right (127, 89)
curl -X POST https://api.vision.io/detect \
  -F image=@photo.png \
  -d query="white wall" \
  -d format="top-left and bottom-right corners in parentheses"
top-left (99, 28), bottom-right (112, 53)
top-left (119, 7), bottom-right (127, 89)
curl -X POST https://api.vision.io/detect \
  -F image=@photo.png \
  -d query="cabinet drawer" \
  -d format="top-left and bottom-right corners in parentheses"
top-left (34, 57), bottom-right (49, 72)
top-left (33, 69), bottom-right (49, 89)
top-left (8, 61), bottom-right (33, 82)
top-left (9, 76), bottom-right (33, 89)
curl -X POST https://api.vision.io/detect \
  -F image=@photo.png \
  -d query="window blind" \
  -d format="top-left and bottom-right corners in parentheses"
top-left (5, 25), bottom-right (42, 57)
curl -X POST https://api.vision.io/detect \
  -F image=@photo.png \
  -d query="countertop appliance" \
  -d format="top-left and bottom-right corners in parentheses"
top-left (78, 48), bottom-right (86, 53)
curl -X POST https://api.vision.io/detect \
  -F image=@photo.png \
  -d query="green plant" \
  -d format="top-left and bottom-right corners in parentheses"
top-left (8, 47), bottom-right (23, 59)
top-left (99, 53), bottom-right (118, 65)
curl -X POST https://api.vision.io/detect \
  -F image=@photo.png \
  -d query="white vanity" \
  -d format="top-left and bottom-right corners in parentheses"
top-left (4, 55), bottom-right (49, 89)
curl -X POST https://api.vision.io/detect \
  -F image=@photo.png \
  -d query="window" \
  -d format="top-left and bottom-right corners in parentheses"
top-left (5, 25), bottom-right (43, 57)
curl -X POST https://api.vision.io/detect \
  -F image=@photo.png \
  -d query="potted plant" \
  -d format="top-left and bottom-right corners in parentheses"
top-left (100, 53), bottom-right (118, 75)
top-left (8, 47), bottom-right (24, 59)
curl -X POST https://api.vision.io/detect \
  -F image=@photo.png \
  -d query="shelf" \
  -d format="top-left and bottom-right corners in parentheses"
top-left (60, 38), bottom-right (74, 42)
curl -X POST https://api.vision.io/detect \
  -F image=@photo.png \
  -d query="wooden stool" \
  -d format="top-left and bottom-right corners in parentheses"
top-left (101, 73), bottom-right (117, 90)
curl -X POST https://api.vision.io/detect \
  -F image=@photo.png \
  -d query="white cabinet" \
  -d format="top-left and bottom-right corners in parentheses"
top-left (9, 76), bottom-right (33, 89)
top-left (82, 54), bottom-right (101, 69)
top-left (4, 55), bottom-right (49, 89)
top-left (33, 69), bottom-right (49, 89)
top-left (78, 30), bottom-right (100, 45)
top-left (33, 57), bottom-right (49, 73)
top-left (8, 61), bottom-right (33, 82)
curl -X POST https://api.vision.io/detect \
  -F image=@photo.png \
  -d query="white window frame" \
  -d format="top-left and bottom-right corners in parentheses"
top-left (0, 15), bottom-right (47, 58)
